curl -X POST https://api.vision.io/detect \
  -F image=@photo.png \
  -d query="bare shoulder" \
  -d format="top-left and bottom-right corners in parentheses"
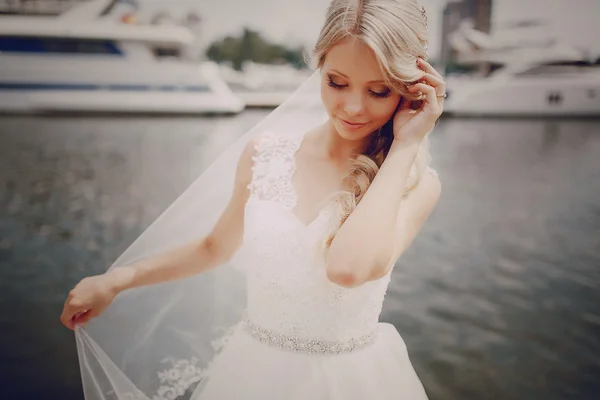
top-left (421, 167), bottom-right (442, 201)
top-left (235, 131), bottom-right (279, 191)
top-left (236, 134), bottom-right (263, 175)
top-left (395, 167), bottom-right (441, 220)
top-left (244, 133), bottom-right (263, 159)
top-left (229, 139), bottom-right (255, 194)
top-left (385, 167), bottom-right (442, 269)
top-left (411, 167), bottom-right (441, 205)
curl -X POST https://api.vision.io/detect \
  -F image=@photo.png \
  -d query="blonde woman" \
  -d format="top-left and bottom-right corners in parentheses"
top-left (61, 1), bottom-right (443, 399)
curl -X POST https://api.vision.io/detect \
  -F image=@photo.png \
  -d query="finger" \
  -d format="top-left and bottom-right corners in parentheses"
top-left (61, 303), bottom-right (88, 329)
top-left (60, 303), bottom-right (78, 328)
top-left (409, 83), bottom-right (439, 115)
top-left (60, 312), bottom-right (73, 329)
top-left (72, 309), bottom-right (93, 327)
top-left (418, 73), bottom-right (446, 95)
top-left (418, 58), bottom-right (443, 80)
top-left (414, 74), bottom-right (446, 110)
top-left (73, 310), bottom-right (95, 328)
top-left (417, 57), bottom-right (443, 79)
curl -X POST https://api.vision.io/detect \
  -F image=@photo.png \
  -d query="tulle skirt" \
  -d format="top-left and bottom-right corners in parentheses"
top-left (192, 322), bottom-right (429, 400)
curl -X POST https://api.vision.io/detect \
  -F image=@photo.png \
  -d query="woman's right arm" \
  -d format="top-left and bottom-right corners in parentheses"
top-left (105, 137), bottom-right (256, 291)
top-left (60, 137), bottom-right (257, 329)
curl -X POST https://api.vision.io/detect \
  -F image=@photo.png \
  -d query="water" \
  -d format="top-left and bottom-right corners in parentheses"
top-left (0, 113), bottom-right (598, 400)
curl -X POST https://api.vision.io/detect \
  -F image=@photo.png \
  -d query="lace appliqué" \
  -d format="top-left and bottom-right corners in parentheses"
top-left (153, 357), bottom-right (207, 400)
top-left (106, 390), bottom-right (147, 400)
top-left (111, 324), bottom-right (240, 400)
top-left (150, 323), bottom-right (239, 400)
top-left (107, 364), bottom-right (205, 400)
top-left (247, 130), bottom-right (303, 210)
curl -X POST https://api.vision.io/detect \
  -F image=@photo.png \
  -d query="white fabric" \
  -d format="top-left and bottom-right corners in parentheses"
top-left (195, 323), bottom-right (428, 400)
top-left (238, 129), bottom-right (391, 340)
top-left (194, 129), bottom-right (429, 399)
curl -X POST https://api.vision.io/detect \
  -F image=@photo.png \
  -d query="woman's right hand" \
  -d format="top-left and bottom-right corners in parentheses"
top-left (60, 274), bottom-right (119, 330)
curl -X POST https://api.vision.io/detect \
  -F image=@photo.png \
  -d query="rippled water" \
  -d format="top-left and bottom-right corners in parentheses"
top-left (0, 113), bottom-right (598, 400)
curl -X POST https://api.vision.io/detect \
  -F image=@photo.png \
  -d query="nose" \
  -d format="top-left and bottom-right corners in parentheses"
top-left (343, 91), bottom-right (365, 116)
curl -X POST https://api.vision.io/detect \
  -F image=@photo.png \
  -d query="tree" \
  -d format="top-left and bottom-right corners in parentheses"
top-left (205, 27), bottom-right (306, 70)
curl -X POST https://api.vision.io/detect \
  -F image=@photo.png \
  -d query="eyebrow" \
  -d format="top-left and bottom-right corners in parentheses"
top-left (329, 69), bottom-right (385, 84)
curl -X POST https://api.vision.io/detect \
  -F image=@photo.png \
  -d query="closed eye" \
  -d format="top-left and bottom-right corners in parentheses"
top-left (370, 89), bottom-right (391, 98)
top-left (328, 76), bottom-right (346, 89)
top-left (328, 75), bottom-right (391, 99)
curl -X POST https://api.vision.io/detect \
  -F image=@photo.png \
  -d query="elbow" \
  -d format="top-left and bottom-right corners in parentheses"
top-left (325, 245), bottom-right (394, 288)
top-left (326, 261), bottom-right (390, 289)
top-left (326, 268), bottom-right (361, 289)
top-left (202, 236), bottom-right (230, 265)
top-left (325, 251), bottom-right (362, 288)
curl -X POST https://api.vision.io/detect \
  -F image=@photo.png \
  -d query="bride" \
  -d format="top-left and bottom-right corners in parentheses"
top-left (61, 0), bottom-right (444, 399)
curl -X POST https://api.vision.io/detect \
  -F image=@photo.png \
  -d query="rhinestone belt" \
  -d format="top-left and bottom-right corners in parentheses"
top-left (242, 317), bottom-right (378, 355)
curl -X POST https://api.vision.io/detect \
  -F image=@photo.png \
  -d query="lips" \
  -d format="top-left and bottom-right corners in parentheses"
top-left (339, 117), bottom-right (368, 130)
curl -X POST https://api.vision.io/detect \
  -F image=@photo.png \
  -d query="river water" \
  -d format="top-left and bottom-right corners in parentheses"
top-left (0, 112), bottom-right (598, 400)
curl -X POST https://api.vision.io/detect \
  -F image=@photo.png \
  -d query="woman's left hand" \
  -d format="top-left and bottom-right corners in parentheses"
top-left (392, 58), bottom-right (446, 145)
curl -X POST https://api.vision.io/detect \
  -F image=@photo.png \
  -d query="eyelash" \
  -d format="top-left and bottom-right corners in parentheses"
top-left (327, 77), bottom-right (392, 99)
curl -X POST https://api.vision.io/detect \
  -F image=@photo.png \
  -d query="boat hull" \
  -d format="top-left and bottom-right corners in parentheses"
top-left (444, 74), bottom-right (600, 117)
top-left (0, 55), bottom-right (245, 115)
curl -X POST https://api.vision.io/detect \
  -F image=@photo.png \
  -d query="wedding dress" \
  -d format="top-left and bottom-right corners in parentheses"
top-left (188, 129), bottom-right (430, 399)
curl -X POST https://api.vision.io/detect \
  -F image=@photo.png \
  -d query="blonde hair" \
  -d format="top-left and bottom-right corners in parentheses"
top-left (311, 0), bottom-right (433, 251)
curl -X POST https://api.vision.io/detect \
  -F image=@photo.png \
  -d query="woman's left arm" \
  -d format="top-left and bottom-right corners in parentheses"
top-left (326, 57), bottom-right (444, 288)
top-left (325, 141), bottom-right (441, 288)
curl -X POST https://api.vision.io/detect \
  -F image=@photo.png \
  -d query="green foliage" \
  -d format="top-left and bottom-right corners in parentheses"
top-left (205, 28), bottom-right (307, 70)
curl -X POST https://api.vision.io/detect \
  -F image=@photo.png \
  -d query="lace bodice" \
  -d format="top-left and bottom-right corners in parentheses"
top-left (231, 130), bottom-right (393, 343)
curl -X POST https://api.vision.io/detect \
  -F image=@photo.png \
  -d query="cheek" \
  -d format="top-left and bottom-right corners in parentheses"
top-left (320, 84), bottom-right (340, 114)
top-left (369, 97), bottom-right (400, 125)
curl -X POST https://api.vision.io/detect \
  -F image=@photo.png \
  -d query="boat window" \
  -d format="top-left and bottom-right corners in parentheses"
top-left (153, 47), bottom-right (181, 59)
top-left (0, 36), bottom-right (122, 55)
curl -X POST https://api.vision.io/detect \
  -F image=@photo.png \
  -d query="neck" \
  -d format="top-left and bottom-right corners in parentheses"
top-left (317, 120), bottom-right (373, 162)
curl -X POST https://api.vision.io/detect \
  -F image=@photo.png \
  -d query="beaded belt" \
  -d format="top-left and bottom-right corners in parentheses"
top-left (242, 317), bottom-right (378, 355)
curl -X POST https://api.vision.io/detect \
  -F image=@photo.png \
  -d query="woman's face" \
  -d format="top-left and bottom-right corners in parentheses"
top-left (320, 37), bottom-right (401, 141)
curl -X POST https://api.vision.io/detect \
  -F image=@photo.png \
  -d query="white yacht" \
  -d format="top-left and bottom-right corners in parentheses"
top-left (0, 0), bottom-right (245, 114)
top-left (443, 24), bottom-right (600, 117)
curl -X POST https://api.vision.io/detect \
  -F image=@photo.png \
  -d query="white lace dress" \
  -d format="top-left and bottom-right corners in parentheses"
top-left (193, 130), bottom-right (429, 400)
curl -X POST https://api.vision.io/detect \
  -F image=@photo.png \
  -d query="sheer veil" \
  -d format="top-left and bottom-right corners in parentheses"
top-left (74, 71), bottom-right (329, 400)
